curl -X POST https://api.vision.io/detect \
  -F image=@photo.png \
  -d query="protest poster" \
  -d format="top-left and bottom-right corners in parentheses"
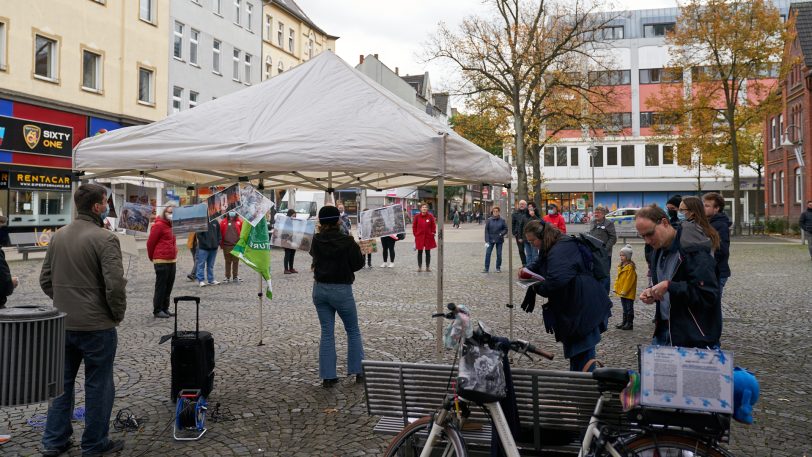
top-left (271, 213), bottom-right (316, 252)
top-left (172, 203), bottom-right (208, 235)
top-left (358, 238), bottom-right (377, 255)
top-left (206, 183), bottom-right (241, 221)
top-left (357, 204), bottom-right (406, 240)
top-left (236, 184), bottom-right (275, 226)
top-left (117, 202), bottom-right (152, 234)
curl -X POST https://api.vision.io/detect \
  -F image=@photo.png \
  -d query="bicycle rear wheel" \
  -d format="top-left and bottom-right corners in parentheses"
top-left (384, 415), bottom-right (468, 457)
top-left (623, 433), bottom-right (732, 457)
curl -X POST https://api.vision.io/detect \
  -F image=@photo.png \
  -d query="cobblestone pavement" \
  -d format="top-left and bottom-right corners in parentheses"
top-left (1, 224), bottom-right (810, 456)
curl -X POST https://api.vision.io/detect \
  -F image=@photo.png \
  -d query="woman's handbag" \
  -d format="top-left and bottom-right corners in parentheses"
top-left (456, 342), bottom-right (507, 403)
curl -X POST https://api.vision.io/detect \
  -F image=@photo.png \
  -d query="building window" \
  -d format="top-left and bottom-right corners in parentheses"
top-left (544, 147), bottom-right (555, 167)
top-left (600, 112), bottom-right (632, 132)
top-left (139, 0), bottom-right (155, 23)
top-left (588, 70), bottom-right (630, 86)
top-left (639, 68), bottom-right (682, 84)
top-left (771, 173), bottom-right (777, 204)
top-left (264, 55), bottom-right (272, 79)
top-left (308, 38), bottom-right (314, 59)
top-left (138, 66), bottom-right (154, 104)
top-left (212, 39), bottom-right (221, 73)
top-left (232, 48), bottom-right (240, 81)
top-left (556, 147), bottom-right (567, 167)
top-left (770, 117), bottom-right (777, 149)
top-left (173, 22), bottom-right (184, 60)
top-left (189, 29), bottom-right (199, 65)
top-left (82, 50), bottom-right (102, 91)
top-left (189, 90), bottom-right (199, 108)
top-left (645, 144), bottom-right (659, 166)
top-left (264, 14), bottom-right (272, 40)
top-left (0, 21), bottom-right (7, 71)
top-left (234, 0), bottom-right (241, 25)
top-left (643, 22), bottom-right (675, 38)
top-left (34, 35), bottom-right (58, 80)
top-left (796, 168), bottom-right (802, 203)
top-left (597, 26), bottom-right (624, 40)
top-left (244, 54), bottom-right (251, 84)
top-left (213, 0), bottom-right (221, 14)
top-left (172, 86), bottom-right (183, 113)
top-left (621, 145), bottom-right (634, 166)
top-left (288, 28), bottom-right (294, 53)
top-left (278, 60), bottom-right (284, 73)
top-left (246, 3), bottom-right (253, 31)
top-left (780, 171), bottom-right (785, 204)
top-left (277, 21), bottom-right (283, 47)
top-left (590, 146), bottom-right (604, 167)
top-left (606, 146), bottom-right (618, 166)
top-left (663, 145), bottom-right (675, 165)
top-left (570, 148), bottom-right (579, 166)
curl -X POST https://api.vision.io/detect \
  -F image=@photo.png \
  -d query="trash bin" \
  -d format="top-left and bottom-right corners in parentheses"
top-left (0, 306), bottom-right (66, 407)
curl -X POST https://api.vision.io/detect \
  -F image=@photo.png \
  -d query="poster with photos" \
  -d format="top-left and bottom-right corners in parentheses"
top-left (117, 202), bottom-right (153, 234)
top-left (236, 184), bottom-right (275, 226)
top-left (271, 213), bottom-right (316, 252)
top-left (172, 203), bottom-right (208, 235)
top-left (357, 204), bottom-right (406, 240)
top-left (206, 183), bottom-right (241, 221)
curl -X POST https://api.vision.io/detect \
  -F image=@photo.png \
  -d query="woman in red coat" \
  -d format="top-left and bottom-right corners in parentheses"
top-left (412, 204), bottom-right (437, 272)
top-left (147, 204), bottom-right (177, 318)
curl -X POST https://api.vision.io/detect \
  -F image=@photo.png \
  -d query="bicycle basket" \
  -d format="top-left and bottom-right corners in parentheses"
top-left (456, 342), bottom-right (506, 403)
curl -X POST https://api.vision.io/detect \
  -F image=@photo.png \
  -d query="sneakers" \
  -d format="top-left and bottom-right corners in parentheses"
top-left (426, 267), bottom-right (432, 272)
top-left (417, 267), bottom-right (423, 272)
top-left (208, 280), bottom-right (220, 286)
top-left (154, 311), bottom-right (170, 319)
top-left (496, 269), bottom-right (502, 273)
top-left (235, 276), bottom-right (244, 281)
top-left (199, 281), bottom-right (206, 287)
top-left (380, 262), bottom-right (389, 268)
top-left (387, 262), bottom-right (394, 268)
top-left (81, 439), bottom-right (125, 456)
top-left (482, 269), bottom-right (489, 273)
top-left (42, 440), bottom-right (73, 457)
top-left (186, 274), bottom-right (196, 282)
top-left (322, 378), bottom-right (339, 388)
top-left (223, 278), bottom-right (231, 283)
top-left (367, 264), bottom-right (373, 269)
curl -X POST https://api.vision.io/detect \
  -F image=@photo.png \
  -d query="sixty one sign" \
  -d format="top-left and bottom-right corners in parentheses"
top-left (0, 115), bottom-right (73, 157)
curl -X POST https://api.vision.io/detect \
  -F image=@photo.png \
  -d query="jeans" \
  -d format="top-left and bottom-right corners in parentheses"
top-left (523, 242), bottom-right (538, 266)
top-left (569, 346), bottom-right (596, 372)
top-left (620, 297), bottom-right (634, 315)
top-left (312, 282), bottom-right (364, 379)
top-left (195, 248), bottom-right (217, 283)
top-left (223, 248), bottom-right (239, 279)
top-left (153, 263), bottom-right (176, 314)
top-left (484, 242), bottom-right (503, 271)
top-left (42, 328), bottom-right (117, 454)
top-left (515, 239), bottom-right (527, 266)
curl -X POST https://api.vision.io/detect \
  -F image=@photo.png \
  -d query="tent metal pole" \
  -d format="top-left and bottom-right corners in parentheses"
top-left (436, 133), bottom-right (447, 359)
top-left (507, 184), bottom-right (514, 340)
top-left (258, 274), bottom-right (265, 346)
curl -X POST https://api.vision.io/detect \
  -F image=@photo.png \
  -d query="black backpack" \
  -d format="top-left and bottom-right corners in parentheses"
top-left (571, 233), bottom-right (610, 281)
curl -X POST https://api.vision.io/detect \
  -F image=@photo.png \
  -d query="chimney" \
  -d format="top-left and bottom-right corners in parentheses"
top-left (395, 67), bottom-right (399, 75)
top-left (374, 53), bottom-right (379, 59)
top-left (359, 55), bottom-right (364, 65)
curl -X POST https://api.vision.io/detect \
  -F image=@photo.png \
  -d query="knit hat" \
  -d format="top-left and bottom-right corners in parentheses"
top-left (318, 205), bottom-right (341, 224)
top-left (620, 244), bottom-right (633, 260)
top-left (666, 195), bottom-right (682, 207)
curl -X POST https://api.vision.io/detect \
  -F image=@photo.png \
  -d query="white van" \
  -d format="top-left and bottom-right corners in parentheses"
top-left (278, 191), bottom-right (328, 220)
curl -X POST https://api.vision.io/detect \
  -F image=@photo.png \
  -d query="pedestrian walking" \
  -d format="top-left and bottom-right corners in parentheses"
top-left (309, 205), bottom-right (366, 387)
top-left (452, 210), bottom-right (460, 228)
top-left (282, 209), bottom-right (299, 274)
top-left (614, 244), bottom-right (638, 331)
top-left (477, 211), bottom-right (483, 224)
top-left (512, 200), bottom-right (529, 266)
top-left (635, 204), bottom-right (721, 348)
top-left (220, 211), bottom-right (243, 282)
top-left (40, 183), bottom-right (127, 456)
top-left (412, 204), bottom-right (437, 272)
top-left (703, 193), bottom-right (732, 293)
top-left (483, 207), bottom-right (508, 273)
top-left (195, 218), bottom-right (222, 286)
top-left (543, 203), bottom-right (567, 234)
top-left (520, 220), bottom-right (612, 371)
top-left (524, 204), bottom-right (541, 266)
top-left (799, 200), bottom-right (812, 260)
top-left (147, 204), bottom-right (177, 318)
top-left (588, 205), bottom-right (618, 293)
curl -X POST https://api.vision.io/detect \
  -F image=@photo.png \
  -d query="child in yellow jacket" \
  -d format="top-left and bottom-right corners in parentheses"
top-left (614, 244), bottom-right (638, 330)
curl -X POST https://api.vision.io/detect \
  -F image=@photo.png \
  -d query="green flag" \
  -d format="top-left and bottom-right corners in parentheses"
top-left (231, 217), bottom-right (272, 299)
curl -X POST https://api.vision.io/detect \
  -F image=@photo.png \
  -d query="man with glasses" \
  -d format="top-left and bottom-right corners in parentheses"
top-left (634, 204), bottom-right (720, 348)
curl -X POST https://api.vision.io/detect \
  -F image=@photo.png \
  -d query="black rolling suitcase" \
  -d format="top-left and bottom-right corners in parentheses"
top-left (170, 296), bottom-right (214, 401)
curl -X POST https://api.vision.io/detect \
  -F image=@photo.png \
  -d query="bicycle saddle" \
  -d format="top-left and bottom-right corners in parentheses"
top-left (592, 368), bottom-right (629, 391)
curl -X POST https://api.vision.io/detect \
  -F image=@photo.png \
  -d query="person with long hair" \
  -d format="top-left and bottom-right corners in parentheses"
top-left (309, 205), bottom-right (366, 387)
top-left (679, 196), bottom-right (720, 253)
top-left (520, 220), bottom-right (612, 371)
top-left (412, 204), bottom-right (437, 272)
top-left (524, 203), bottom-right (541, 266)
top-left (147, 204), bottom-right (177, 318)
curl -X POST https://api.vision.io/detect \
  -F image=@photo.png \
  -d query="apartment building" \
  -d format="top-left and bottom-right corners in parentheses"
top-left (261, 0), bottom-right (337, 80)
top-left (168, 0), bottom-right (261, 113)
top-left (0, 0), bottom-right (169, 230)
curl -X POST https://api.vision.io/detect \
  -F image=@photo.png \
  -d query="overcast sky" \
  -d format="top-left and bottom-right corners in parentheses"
top-left (297, 0), bottom-right (679, 98)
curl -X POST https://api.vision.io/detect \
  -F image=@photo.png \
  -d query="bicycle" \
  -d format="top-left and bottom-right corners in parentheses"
top-left (384, 304), bottom-right (736, 457)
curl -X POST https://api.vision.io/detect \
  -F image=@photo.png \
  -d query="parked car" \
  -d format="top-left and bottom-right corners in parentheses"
top-left (606, 207), bottom-right (640, 237)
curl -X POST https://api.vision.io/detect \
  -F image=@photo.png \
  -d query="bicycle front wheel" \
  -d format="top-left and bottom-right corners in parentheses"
top-left (623, 433), bottom-right (732, 457)
top-left (384, 415), bottom-right (468, 457)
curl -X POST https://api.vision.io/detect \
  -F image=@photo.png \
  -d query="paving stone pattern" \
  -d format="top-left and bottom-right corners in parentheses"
top-left (0, 224), bottom-right (810, 456)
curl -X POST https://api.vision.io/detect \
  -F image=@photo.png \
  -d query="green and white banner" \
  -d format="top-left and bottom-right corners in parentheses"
top-left (232, 217), bottom-right (272, 299)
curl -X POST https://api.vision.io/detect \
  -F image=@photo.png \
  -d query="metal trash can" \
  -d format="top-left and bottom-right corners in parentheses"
top-left (0, 305), bottom-right (66, 407)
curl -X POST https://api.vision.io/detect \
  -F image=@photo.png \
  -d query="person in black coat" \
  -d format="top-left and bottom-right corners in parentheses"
top-left (702, 193), bottom-right (731, 293)
top-left (635, 205), bottom-right (721, 348)
top-left (520, 220), bottom-right (612, 371)
top-left (0, 249), bottom-right (19, 308)
top-left (484, 207), bottom-right (508, 273)
top-left (511, 200), bottom-right (529, 266)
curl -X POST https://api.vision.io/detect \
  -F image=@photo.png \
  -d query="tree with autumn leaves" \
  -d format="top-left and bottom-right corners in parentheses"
top-left (646, 0), bottom-right (791, 234)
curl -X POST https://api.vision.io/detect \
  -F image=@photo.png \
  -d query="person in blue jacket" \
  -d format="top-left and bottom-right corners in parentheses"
top-left (483, 207), bottom-right (508, 273)
top-left (520, 219), bottom-right (612, 371)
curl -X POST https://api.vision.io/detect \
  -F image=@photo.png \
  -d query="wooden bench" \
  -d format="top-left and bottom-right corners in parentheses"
top-left (362, 360), bottom-right (634, 455)
top-left (8, 232), bottom-right (49, 260)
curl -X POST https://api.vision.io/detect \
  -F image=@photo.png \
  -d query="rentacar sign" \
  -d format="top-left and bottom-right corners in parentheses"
top-left (10, 170), bottom-right (72, 191)
top-left (0, 115), bottom-right (73, 157)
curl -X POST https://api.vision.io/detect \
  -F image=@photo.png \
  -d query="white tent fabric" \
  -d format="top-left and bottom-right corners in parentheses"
top-left (73, 51), bottom-right (511, 190)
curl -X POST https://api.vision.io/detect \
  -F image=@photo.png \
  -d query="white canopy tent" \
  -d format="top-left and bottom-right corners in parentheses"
top-left (73, 51), bottom-right (514, 350)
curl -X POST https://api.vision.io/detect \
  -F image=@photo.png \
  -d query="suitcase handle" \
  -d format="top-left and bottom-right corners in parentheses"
top-left (173, 296), bottom-right (201, 336)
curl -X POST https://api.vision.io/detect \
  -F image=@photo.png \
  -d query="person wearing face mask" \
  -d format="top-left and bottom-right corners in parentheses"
top-left (665, 195), bottom-right (683, 228)
top-left (412, 204), bottom-right (437, 272)
top-left (543, 203), bottom-right (567, 234)
top-left (40, 184), bottom-right (128, 456)
top-left (147, 204), bottom-right (178, 318)
top-left (220, 210), bottom-right (243, 282)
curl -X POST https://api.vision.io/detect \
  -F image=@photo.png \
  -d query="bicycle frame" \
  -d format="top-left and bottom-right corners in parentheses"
top-left (421, 401), bottom-right (520, 457)
top-left (578, 392), bottom-right (624, 457)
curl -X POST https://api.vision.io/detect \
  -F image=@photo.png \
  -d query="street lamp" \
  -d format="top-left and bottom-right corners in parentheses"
top-left (781, 124), bottom-right (806, 242)
top-left (587, 145), bottom-right (598, 214)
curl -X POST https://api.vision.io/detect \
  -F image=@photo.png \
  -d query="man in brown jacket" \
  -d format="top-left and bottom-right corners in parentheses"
top-left (40, 183), bottom-right (127, 457)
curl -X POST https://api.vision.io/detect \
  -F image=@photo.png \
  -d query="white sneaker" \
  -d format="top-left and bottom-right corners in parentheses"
top-left (208, 280), bottom-right (220, 286)
top-left (235, 277), bottom-right (243, 282)
top-left (380, 262), bottom-right (389, 268)
top-left (388, 262), bottom-right (395, 268)
top-left (223, 278), bottom-right (231, 283)
top-left (199, 282), bottom-right (206, 287)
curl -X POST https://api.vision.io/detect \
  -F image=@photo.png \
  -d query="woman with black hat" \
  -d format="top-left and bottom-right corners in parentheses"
top-left (309, 205), bottom-right (366, 387)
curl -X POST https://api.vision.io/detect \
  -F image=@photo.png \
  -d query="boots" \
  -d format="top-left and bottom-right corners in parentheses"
top-left (615, 313), bottom-right (628, 329)
top-left (621, 312), bottom-right (634, 331)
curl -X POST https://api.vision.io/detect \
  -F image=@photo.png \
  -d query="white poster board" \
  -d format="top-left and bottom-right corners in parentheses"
top-left (236, 184), bottom-right (275, 227)
top-left (639, 345), bottom-right (733, 414)
top-left (357, 204), bottom-right (406, 240)
top-left (271, 214), bottom-right (315, 252)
